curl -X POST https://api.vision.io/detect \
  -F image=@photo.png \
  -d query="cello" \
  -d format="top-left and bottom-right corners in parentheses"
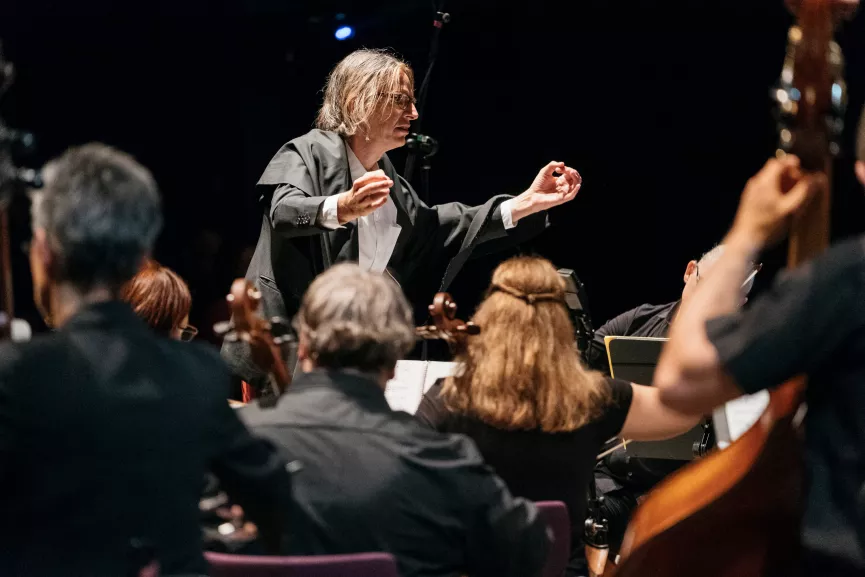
top-left (215, 279), bottom-right (294, 406)
top-left (203, 279), bottom-right (294, 551)
top-left (416, 291), bottom-right (480, 349)
top-left (612, 2), bottom-right (845, 575)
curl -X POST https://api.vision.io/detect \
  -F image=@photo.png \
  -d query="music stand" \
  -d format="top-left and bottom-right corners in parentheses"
top-left (604, 336), bottom-right (712, 460)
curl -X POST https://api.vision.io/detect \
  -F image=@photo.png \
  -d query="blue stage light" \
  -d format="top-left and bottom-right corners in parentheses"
top-left (335, 26), bottom-right (354, 40)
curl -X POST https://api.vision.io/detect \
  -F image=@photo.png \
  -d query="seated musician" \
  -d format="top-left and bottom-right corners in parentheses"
top-left (120, 258), bottom-right (256, 549)
top-left (0, 144), bottom-right (293, 577)
top-left (414, 255), bottom-right (700, 576)
top-left (121, 257), bottom-right (198, 341)
top-left (224, 47), bottom-right (583, 388)
top-left (238, 262), bottom-right (550, 577)
top-left (585, 245), bottom-right (758, 374)
top-left (654, 113), bottom-right (865, 576)
top-left (586, 246), bottom-right (758, 553)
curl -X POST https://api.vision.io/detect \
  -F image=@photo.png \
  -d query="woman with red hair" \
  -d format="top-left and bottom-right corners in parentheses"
top-left (121, 258), bottom-right (197, 341)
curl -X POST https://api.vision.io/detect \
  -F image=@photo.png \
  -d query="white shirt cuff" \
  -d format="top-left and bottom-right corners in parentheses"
top-left (319, 194), bottom-right (343, 230)
top-left (500, 198), bottom-right (517, 230)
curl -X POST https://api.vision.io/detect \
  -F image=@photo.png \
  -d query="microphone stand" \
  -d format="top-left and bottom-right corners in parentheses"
top-left (404, 4), bottom-right (450, 205)
top-left (0, 41), bottom-right (38, 342)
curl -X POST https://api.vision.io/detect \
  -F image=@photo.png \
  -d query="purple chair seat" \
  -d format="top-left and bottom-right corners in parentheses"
top-left (535, 500), bottom-right (571, 577)
top-left (205, 551), bottom-right (400, 577)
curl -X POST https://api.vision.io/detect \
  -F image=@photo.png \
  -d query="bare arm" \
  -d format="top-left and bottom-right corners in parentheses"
top-left (653, 157), bottom-right (821, 415)
top-left (619, 383), bottom-right (702, 441)
top-left (652, 237), bottom-right (756, 415)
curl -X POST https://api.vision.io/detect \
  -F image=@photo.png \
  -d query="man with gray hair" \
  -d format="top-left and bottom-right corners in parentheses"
top-left (586, 244), bottom-right (759, 555)
top-left (0, 144), bottom-right (293, 577)
top-left (239, 263), bottom-right (550, 577)
top-left (586, 244), bottom-right (759, 374)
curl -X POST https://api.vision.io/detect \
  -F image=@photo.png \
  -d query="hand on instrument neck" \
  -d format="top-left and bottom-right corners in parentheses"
top-left (727, 156), bottom-right (825, 250)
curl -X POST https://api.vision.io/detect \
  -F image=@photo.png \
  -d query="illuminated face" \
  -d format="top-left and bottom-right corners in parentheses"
top-left (367, 71), bottom-right (418, 152)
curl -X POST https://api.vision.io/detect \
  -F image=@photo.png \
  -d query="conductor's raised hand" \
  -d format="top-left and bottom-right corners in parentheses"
top-left (337, 170), bottom-right (393, 224)
top-left (510, 161), bottom-right (582, 224)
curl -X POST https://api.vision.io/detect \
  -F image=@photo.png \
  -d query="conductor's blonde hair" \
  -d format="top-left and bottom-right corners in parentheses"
top-left (316, 49), bottom-right (414, 138)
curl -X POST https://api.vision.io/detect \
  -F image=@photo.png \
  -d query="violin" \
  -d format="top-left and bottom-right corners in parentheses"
top-left (613, 2), bottom-right (844, 576)
top-left (215, 279), bottom-right (294, 404)
top-left (415, 292), bottom-right (479, 352)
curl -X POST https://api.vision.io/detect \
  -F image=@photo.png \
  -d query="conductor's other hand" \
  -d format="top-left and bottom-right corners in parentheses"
top-left (510, 161), bottom-right (582, 224)
top-left (337, 170), bottom-right (393, 224)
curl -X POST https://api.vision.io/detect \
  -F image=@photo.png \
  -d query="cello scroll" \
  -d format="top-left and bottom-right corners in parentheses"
top-left (215, 279), bottom-right (294, 401)
top-left (415, 292), bottom-right (480, 351)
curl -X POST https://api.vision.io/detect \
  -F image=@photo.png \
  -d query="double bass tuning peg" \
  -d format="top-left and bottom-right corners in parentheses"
top-left (267, 317), bottom-right (297, 348)
top-left (268, 317), bottom-right (294, 338)
top-left (213, 320), bottom-right (236, 340)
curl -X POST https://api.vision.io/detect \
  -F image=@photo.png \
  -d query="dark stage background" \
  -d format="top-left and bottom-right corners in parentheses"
top-left (1, 0), bottom-right (863, 345)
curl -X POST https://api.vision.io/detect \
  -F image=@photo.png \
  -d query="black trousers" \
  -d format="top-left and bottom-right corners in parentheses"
top-left (598, 487), bottom-right (639, 555)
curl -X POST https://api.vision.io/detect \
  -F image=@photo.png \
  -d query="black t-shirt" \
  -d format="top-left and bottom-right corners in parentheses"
top-left (585, 301), bottom-right (679, 374)
top-left (706, 234), bottom-right (865, 570)
top-left (586, 301), bottom-right (682, 492)
top-left (415, 377), bottom-right (633, 574)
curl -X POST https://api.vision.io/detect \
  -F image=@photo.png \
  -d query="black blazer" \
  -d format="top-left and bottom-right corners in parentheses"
top-left (239, 369), bottom-right (550, 577)
top-left (223, 130), bottom-right (547, 383)
top-left (0, 301), bottom-right (294, 577)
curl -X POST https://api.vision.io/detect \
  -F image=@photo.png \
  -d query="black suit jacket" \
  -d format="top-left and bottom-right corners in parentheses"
top-left (223, 130), bottom-right (547, 383)
top-left (0, 301), bottom-right (294, 577)
top-left (239, 369), bottom-right (550, 577)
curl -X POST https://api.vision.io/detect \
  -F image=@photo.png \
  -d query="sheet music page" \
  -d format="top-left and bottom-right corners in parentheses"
top-left (423, 361), bottom-right (459, 392)
top-left (718, 390), bottom-right (770, 448)
top-left (384, 360), bottom-right (427, 413)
